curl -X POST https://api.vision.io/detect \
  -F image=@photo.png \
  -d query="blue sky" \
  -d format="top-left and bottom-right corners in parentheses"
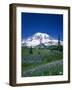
top-left (21, 12), bottom-right (63, 40)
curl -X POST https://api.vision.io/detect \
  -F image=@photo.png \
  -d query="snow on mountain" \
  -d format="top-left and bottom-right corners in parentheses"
top-left (22, 32), bottom-right (63, 47)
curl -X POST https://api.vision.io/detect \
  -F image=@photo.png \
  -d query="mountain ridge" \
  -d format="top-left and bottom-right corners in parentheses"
top-left (22, 32), bottom-right (63, 47)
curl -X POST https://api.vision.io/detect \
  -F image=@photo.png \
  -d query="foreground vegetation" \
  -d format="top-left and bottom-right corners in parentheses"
top-left (21, 45), bottom-right (63, 77)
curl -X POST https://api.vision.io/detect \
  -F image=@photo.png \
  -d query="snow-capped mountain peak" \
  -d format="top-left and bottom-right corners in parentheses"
top-left (22, 32), bottom-right (62, 47)
top-left (32, 32), bottom-right (50, 40)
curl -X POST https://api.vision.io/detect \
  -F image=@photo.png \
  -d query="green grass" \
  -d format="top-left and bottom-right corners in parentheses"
top-left (30, 64), bottom-right (63, 76)
top-left (21, 46), bottom-right (63, 76)
top-left (22, 63), bottom-right (41, 71)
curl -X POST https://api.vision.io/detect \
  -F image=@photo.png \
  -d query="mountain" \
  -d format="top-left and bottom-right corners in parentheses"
top-left (22, 32), bottom-right (63, 47)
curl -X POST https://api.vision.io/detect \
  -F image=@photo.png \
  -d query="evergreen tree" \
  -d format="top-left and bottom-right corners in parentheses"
top-left (58, 34), bottom-right (60, 46)
top-left (29, 46), bottom-right (33, 54)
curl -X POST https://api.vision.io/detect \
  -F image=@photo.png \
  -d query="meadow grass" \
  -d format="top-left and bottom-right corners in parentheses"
top-left (21, 47), bottom-right (63, 76)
